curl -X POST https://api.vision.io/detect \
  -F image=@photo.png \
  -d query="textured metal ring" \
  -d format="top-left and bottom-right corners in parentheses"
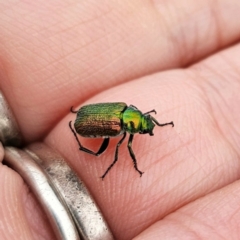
top-left (0, 91), bottom-right (114, 240)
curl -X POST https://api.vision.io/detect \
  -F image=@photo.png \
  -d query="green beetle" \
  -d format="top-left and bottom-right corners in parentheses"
top-left (69, 102), bottom-right (174, 179)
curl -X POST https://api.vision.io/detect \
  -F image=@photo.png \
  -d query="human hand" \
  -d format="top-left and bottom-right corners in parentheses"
top-left (1, 0), bottom-right (240, 239)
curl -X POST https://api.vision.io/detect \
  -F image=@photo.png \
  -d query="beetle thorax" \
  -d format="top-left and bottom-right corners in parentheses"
top-left (122, 107), bottom-right (143, 134)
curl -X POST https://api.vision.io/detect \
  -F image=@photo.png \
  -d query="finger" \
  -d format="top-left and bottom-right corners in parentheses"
top-left (0, 0), bottom-right (240, 141)
top-left (134, 181), bottom-right (240, 239)
top-left (46, 43), bottom-right (240, 239)
top-left (0, 165), bottom-right (56, 239)
top-left (191, 43), bottom-right (240, 150)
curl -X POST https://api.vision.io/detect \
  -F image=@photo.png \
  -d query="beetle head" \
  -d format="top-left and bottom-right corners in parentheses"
top-left (140, 115), bottom-right (155, 135)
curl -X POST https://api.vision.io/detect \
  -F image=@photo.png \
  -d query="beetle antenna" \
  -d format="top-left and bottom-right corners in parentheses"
top-left (144, 109), bottom-right (157, 115)
top-left (70, 106), bottom-right (78, 113)
top-left (151, 116), bottom-right (174, 127)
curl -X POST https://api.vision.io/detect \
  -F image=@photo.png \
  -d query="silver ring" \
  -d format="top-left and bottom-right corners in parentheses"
top-left (1, 92), bottom-right (114, 240)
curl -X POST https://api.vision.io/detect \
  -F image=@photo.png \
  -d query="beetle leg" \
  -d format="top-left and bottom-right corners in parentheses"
top-left (79, 137), bottom-right (109, 156)
top-left (151, 116), bottom-right (174, 127)
top-left (129, 104), bottom-right (138, 109)
top-left (101, 132), bottom-right (127, 179)
top-left (143, 109), bottom-right (157, 115)
top-left (127, 134), bottom-right (144, 177)
top-left (69, 121), bottom-right (109, 156)
top-left (70, 106), bottom-right (78, 113)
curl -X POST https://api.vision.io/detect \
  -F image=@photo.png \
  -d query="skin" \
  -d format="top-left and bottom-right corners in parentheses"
top-left (0, 0), bottom-right (240, 239)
